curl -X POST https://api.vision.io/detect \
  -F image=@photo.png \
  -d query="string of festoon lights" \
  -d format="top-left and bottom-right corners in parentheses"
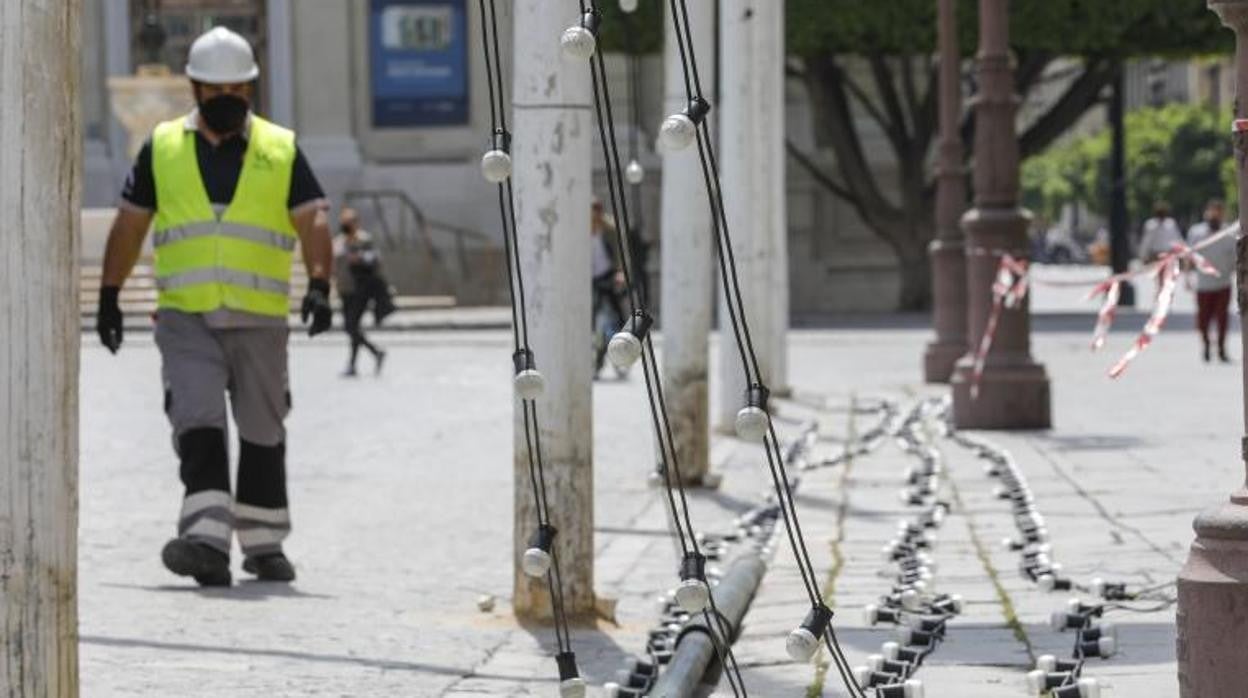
top-left (475, 2), bottom-right (584, 695)
top-left (561, 1), bottom-right (751, 694)
top-left (945, 403), bottom-right (1178, 698)
top-left (648, 1), bottom-right (871, 695)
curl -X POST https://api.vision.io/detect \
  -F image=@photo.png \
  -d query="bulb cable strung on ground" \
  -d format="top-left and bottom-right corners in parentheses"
top-left (475, 2), bottom-right (583, 694)
top-left (563, 2), bottom-right (748, 694)
top-left (660, 1), bottom-right (867, 695)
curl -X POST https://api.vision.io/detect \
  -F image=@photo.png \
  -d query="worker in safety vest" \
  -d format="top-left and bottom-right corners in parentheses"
top-left (95, 27), bottom-right (333, 586)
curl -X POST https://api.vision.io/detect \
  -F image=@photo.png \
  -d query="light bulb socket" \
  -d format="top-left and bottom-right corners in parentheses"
top-left (579, 9), bottom-right (601, 34)
top-left (679, 551), bottom-right (706, 582)
top-left (555, 651), bottom-right (580, 682)
top-left (875, 680), bottom-right (924, 698)
top-left (1079, 636), bottom-right (1115, 658)
top-left (513, 348), bottom-right (536, 374)
top-left (684, 96), bottom-right (712, 125)
top-left (490, 128), bottom-right (511, 153)
top-left (1079, 622), bottom-right (1115, 642)
top-left (907, 616), bottom-right (947, 636)
top-left (864, 603), bottom-right (901, 626)
top-left (1050, 611), bottom-right (1087, 632)
top-left (622, 310), bottom-right (653, 342)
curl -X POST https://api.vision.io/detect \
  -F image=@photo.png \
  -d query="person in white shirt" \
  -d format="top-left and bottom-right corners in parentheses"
top-left (1137, 201), bottom-right (1184, 264)
top-left (1187, 200), bottom-right (1237, 363)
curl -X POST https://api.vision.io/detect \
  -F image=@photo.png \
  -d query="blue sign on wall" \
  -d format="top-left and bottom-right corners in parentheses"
top-left (370, 0), bottom-right (469, 127)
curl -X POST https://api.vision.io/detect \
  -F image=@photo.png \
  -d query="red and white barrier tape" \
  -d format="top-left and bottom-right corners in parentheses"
top-left (1108, 257), bottom-right (1181, 379)
top-left (968, 225), bottom-right (1238, 395)
top-left (970, 255), bottom-right (1030, 399)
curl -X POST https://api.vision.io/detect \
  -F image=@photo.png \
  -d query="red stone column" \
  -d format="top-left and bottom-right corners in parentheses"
top-left (1176, 3), bottom-right (1248, 695)
top-left (923, 0), bottom-right (969, 383)
top-left (949, 0), bottom-right (1051, 429)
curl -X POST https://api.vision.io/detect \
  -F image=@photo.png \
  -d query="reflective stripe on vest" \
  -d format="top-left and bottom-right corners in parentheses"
top-left (150, 114), bottom-right (298, 318)
top-left (153, 221), bottom-right (298, 253)
top-left (156, 268), bottom-right (291, 296)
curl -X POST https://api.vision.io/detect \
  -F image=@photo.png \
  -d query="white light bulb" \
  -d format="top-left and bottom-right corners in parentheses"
top-left (1026, 669), bottom-right (1048, 695)
top-left (674, 578), bottom-right (710, 613)
top-left (560, 25), bottom-right (597, 60)
top-left (1038, 574), bottom-right (1057, 593)
top-left (625, 159), bottom-right (645, 185)
top-left (852, 665), bottom-right (871, 688)
top-left (1077, 678), bottom-right (1101, 698)
top-left (660, 113), bottom-right (697, 150)
top-left (735, 405), bottom-right (769, 441)
top-left (867, 654), bottom-right (885, 671)
top-left (901, 588), bottom-right (922, 611)
top-left (619, 0), bottom-right (639, 12)
top-left (904, 679), bottom-right (925, 698)
top-left (481, 149), bottom-right (512, 183)
top-left (514, 369), bottom-right (546, 400)
top-left (1035, 654), bottom-right (1057, 672)
top-left (786, 626), bottom-right (820, 663)
top-left (559, 677), bottom-right (587, 698)
top-left (521, 547), bottom-right (552, 578)
top-left (1097, 636), bottom-right (1116, 657)
top-left (602, 682), bottom-right (620, 698)
top-left (862, 603), bottom-right (879, 625)
top-left (607, 331), bottom-right (643, 370)
top-left (881, 641), bottom-right (901, 660)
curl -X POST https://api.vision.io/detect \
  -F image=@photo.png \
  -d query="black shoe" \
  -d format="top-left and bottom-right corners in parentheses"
top-left (1204, 345), bottom-right (1212, 363)
top-left (1220, 348), bottom-right (1233, 363)
top-left (243, 553), bottom-right (296, 582)
top-left (162, 538), bottom-right (231, 587)
top-left (374, 350), bottom-right (387, 375)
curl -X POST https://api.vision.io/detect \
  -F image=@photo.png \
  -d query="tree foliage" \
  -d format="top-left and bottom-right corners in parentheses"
top-left (597, 1), bottom-right (1233, 308)
top-left (1022, 103), bottom-right (1234, 229)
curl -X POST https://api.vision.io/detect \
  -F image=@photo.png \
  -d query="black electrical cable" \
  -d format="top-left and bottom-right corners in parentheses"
top-left (477, 0), bottom-right (576, 665)
top-left (661, 4), bottom-right (868, 694)
top-left (572, 2), bottom-right (749, 693)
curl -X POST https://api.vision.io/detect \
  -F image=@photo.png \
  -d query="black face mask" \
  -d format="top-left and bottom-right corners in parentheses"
top-left (199, 94), bottom-right (249, 135)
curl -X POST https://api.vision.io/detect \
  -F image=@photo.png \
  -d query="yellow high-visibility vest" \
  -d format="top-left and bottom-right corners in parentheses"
top-left (151, 115), bottom-right (297, 318)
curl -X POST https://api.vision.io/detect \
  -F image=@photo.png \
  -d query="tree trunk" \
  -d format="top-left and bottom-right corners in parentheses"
top-left (0, 2), bottom-right (83, 695)
top-left (511, 0), bottom-right (595, 619)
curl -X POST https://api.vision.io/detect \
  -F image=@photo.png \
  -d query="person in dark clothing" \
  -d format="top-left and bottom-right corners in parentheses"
top-left (335, 208), bottom-right (387, 376)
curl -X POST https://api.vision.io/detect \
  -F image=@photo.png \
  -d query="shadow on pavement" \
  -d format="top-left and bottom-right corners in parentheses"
top-left (78, 634), bottom-right (528, 680)
top-left (98, 581), bottom-right (336, 600)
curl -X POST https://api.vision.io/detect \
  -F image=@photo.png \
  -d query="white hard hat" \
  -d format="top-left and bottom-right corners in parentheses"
top-left (186, 27), bottom-right (259, 84)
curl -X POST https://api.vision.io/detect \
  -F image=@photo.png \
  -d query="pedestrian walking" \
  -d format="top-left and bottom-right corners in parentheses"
top-left (94, 27), bottom-right (333, 586)
top-left (335, 207), bottom-right (388, 376)
top-left (591, 197), bottom-right (626, 378)
top-left (1137, 201), bottom-right (1184, 263)
top-left (1187, 200), bottom-right (1237, 363)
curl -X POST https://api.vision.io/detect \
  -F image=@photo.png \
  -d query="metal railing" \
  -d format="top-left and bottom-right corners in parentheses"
top-left (343, 189), bottom-right (495, 285)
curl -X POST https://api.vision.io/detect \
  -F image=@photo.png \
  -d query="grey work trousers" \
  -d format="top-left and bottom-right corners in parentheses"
top-left (154, 310), bottom-right (292, 556)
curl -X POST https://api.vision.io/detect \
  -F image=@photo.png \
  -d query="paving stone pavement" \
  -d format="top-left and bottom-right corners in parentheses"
top-left (79, 307), bottom-right (1237, 696)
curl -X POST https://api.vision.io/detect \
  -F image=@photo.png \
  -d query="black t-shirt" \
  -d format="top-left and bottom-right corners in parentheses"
top-left (121, 128), bottom-right (325, 212)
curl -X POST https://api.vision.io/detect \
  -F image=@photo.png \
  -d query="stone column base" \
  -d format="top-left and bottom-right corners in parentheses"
top-left (1177, 499), bottom-right (1248, 698)
top-left (950, 360), bottom-right (1051, 429)
top-left (923, 341), bottom-right (965, 384)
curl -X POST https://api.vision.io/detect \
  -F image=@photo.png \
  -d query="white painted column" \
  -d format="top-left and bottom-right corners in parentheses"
top-left (511, 0), bottom-right (595, 618)
top-left (717, 0), bottom-right (788, 432)
top-left (266, 0), bottom-right (295, 127)
top-left (0, 2), bottom-right (83, 696)
top-left (660, 0), bottom-right (715, 481)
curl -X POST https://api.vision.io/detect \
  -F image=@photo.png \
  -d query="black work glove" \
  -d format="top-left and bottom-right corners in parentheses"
top-left (301, 278), bottom-right (333, 337)
top-left (97, 285), bottom-right (123, 354)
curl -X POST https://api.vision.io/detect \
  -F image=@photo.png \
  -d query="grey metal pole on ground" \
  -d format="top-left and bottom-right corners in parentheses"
top-left (660, 0), bottom-right (716, 485)
top-left (650, 554), bottom-right (768, 697)
top-left (716, 0), bottom-right (788, 434)
top-left (949, 0), bottom-right (1052, 429)
top-left (510, 0), bottom-right (596, 618)
top-left (1177, 3), bottom-right (1248, 694)
top-left (0, 1), bottom-right (83, 695)
top-left (923, 0), bottom-right (970, 384)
